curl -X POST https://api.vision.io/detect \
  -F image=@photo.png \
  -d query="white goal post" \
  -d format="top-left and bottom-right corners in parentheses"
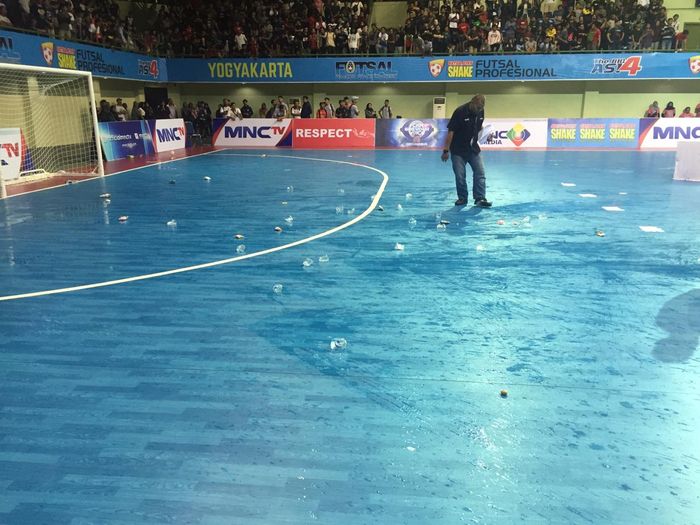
top-left (0, 62), bottom-right (104, 198)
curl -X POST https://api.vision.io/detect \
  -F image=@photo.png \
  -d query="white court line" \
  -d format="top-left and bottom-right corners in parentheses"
top-left (1, 149), bottom-right (222, 200)
top-left (0, 153), bottom-right (389, 302)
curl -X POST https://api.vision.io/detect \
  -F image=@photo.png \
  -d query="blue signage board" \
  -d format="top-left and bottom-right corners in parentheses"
top-left (168, 53), bottom-right (700, 83)
top-left (376, 118), bottom-right (448, 148)
top-left (0, 30), bottom-right (166, 81)
top-left (548, 118), bottom-right (640, 149)
top-left (98, 121), bottom-right (155, 161)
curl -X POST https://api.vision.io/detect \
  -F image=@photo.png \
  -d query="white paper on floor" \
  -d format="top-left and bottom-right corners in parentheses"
top-left (561, 182), bottom-right (577, 187)
top-left (602, 206), bottom-right (624, 212)
top-left (579, 193), bottom-right (597, 198)
top-left (639, 226), bottom-right (664, 233)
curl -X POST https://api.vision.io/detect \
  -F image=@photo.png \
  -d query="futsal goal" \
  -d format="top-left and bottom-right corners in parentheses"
top-left (0, 62), bottom-right (103, 198)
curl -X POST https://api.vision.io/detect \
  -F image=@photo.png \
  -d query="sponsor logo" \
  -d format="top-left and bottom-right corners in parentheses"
top-left (295, 128), bottom-right (355, 139)
top-left (41, 42), bottom-right (54, 65)
top-left (224, 125), bottom-right (287, 139)
top-left (0, 142), bottom-right (19, 158)
top-left (473, 59), bottom-right (555, 79)
top-left (652, 125), bottom-right (700, 140)
top-left (428, 59), bottom-right (444, 78)
top-left (57, 45), bottom-right (76, 69)
top-left (207, 61), bottom-right (293, 79)
top-left (156, 127), bottom-right (186, 142)
top-left (486, 124), bottom-right (531, 146)
top-left (689, 55), bottom-right (700, 75)
top-left (0, 36), bottom-right (21, 62)
top-left (138, 59), bottom-right (160, 79)
top-left (591, 56), bottom-right (642, 76)
top-left (400, 120), bottom-right (437, 142)
top-left (335, 60), bottom-right (397, 80)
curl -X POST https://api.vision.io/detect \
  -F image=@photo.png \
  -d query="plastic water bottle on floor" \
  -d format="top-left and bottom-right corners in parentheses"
top-left (405, 193), bottom-right (413, 201)
top-left (408, 217), bottom-right (417, 228)
top-left (337, 188), bottom-right (345, 195)
top-left (285, 216), bottom-right (294, 225)
top-left (396, 204), bottom-right (403, 212)
top-left (330, 338), bottom-right (347, 350)
top-left (272, 283), bottom-right (283, 294)
top-left (336, 205), bottom-right (344, 215)
top-left (302, 257), bottom-right (314, 268)
top-left (287, 185), bottom-right (294, 192)
top-left (318, 255), bottom-right (330, 263)
top-left (436, 223), bottom-right (446, 231)
top-left (236, 245), bottom-right (246, 254)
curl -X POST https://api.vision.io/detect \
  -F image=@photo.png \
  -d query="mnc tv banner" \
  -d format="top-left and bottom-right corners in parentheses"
top-left (0, 128), bottom-right (33, 181)
top-left (638, 118), bottom-right (700, 149)
top-left (212, 118), bottom-right (293, 147)
top-left (98, 121), bottom-right (155, 161)
top-left (148, 119), bottom-right (187, 153)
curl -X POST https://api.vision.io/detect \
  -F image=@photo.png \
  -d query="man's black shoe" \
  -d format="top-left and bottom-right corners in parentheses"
top-left (454, 199), bottom-right (468, 206)
top-left (474, 198), bottom-right (492, 208)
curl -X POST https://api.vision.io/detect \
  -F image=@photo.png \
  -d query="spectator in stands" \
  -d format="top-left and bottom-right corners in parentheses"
top-left (660, 18), bottom-right (676, 50)
top-left (0, 3), bottom-right (13, 26)
top-left (167, 98), bottom-right (177, 119)
top-left (662, 101), bottom-right (676, 117)
top-left (324, 97), bottom-right (335, 117)
top-left (113, 98), bottom-right (128, 121)
top-left (230, 102), bottom-right (243, 120)
top-left (487, 24), bottom-right (502, 52)
top-left (379, 100), bottom-right (393, 119)
top-left (272, 96), bottom-right (288, 118)
top-left (316, 102), bottom-right (329, 118)
top-left (290, 99), bottom-right (302, 118)
top-left (135, 102), bottom-right (146, 120)
top-left (349, 97), bottom-right (360, 118)
top-left (258, 103), bottom-right (268, 118)
top-left (675, 30), bottom-right (689, 51)
top-left (240, 100), bottom-right (254, 119)
top-left (644, 103), bottom-right (660, 118)
top-left (97, 100), bottom-right (115, 122)
top-left (265, 99), bottom-right (275, 118)
top-left (365, 103), bottom-right (377, 118)
top-left (301, 96), bottom-right (313, 118)
top-left (679, 107), bottom-right (694, 118)
top-left (695, 103), bottom-right (700, 117)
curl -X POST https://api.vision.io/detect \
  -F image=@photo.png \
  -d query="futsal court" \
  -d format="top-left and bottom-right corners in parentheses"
top-left (1, 148), bottom-right (698, 524)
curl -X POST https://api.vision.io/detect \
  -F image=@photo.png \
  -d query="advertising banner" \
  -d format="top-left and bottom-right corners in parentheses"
top-left (166, 52), bottom-right (700, 83)
top-left (292, 120), bottom-right (375, 149)
top-left (0, 128), bottom-right (33, 181)
top-left (212, 118), bottom-right (293, 147)
top-left (479, 119), bottom-right (548, 149)
top-left (0, 30), bottom-right (166, 81)
top-left (98, 121), bottom-right (155, 161)
top-left (548, 118), bottom-right (639, 149)
top-left (638, 118), bottom-right (700, 150)
top-left (148, 118), bottom-right (187, 153)
top-left (376, 119), bottom-right (448, 148)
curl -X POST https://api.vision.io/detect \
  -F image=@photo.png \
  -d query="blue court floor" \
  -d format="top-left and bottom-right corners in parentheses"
top-left (0, 149), bottom-right (699, 524)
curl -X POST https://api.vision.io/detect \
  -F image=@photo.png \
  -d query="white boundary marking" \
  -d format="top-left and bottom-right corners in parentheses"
top-left (0, 153), bottom-right (389, 302)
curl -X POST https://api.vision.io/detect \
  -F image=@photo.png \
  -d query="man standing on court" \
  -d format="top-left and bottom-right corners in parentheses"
top-left (441, 94), bottom-right (492, 208)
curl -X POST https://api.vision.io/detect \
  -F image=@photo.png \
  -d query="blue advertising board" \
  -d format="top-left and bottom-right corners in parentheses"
top-left (0, 30), bottom-right (166, 81)
top-left (167, 53), bottom-right (700, 83)
top-left (548, 118), bottom-right (640, 149)
top-left (376, 118), bottom-right (448, 148)
top-left (98, 121), bottom-right (155, 161)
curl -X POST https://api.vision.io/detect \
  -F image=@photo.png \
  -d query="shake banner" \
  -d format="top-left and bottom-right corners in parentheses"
top-left (292, 119), bottom-right (375, 149)
top-left (98, 121), bottom-right (155, 161)
top-left (548, 118), bottom-right (639, 149)
top-left (638, 118), bottom-right (700, 149)
top-left (0, 29), bottom-right (166, 80)
top-left (212, 118), bottom-right (293, 147)
top-left (0, 128), bottom-right (33, 181)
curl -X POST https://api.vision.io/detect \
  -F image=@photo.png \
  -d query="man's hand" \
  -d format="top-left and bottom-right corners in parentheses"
top-left (441, 150), bottom-right (450, 162)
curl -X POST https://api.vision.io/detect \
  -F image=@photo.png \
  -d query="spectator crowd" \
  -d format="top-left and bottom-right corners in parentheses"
top-left (0, 0), bottom-right (691, 56)
top-left (644, 101), bottom-right (700, 118)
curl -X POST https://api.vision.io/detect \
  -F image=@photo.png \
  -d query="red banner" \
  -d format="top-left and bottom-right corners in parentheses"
top-left (292, 120), bottom-right (376, 149)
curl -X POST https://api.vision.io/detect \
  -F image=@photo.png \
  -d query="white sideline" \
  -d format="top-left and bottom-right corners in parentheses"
top-left (0, 153), bottom-right (389, 302)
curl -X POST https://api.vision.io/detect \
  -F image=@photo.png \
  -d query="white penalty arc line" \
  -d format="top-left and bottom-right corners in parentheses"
top-left (0, 153), bottom-right (389, 302)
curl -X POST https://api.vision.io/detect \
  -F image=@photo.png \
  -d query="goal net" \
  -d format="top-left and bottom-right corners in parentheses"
top-left (0, 63), bottom-right (103, 195)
